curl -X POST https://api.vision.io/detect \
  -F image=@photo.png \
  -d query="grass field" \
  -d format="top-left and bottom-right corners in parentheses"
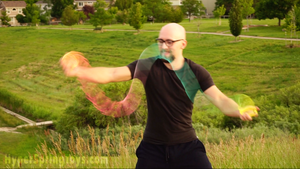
top-left (0, 109), bottom-right (25, 127)
top-left (0, 21), bottom-right (300, 168)
top-left (1, 26), bottom-right (300, 120)
top-left (0, 127), bottom-right (46, 167)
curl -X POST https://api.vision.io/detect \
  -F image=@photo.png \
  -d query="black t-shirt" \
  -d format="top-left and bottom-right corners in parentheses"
top-left (127, 58), bottom-right (214, 145)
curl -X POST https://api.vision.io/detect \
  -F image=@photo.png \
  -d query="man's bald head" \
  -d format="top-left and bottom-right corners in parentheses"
top-left (159, 23), bottom-right (186, 40)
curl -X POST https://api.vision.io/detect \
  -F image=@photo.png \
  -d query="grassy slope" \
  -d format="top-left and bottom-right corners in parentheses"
top-left (0, 20), bottom-right (299, 168)
top-left (0, 109), bottom-right (25, 127)
top-left (0, 27), bottom-right (300, 120)
top-left (0, 129), bottom-right (45, 167)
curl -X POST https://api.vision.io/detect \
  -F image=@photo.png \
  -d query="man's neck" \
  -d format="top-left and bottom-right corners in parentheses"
top-left (163, 56), bottom-right (185, 70)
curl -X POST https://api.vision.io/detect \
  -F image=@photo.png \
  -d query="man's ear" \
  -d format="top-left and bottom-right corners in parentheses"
top-left (181, 40), bottom-right (187, 49)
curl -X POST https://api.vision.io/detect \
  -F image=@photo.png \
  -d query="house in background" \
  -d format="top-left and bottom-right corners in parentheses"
top-left (169, 0), bottom-right (216, 16)
top-left (169, 0), bottom-right (182, 6)
top-left (0, 1), bottom-right (26, 26)
top-left (74, 0), bottom-right (112, 11)
top-left (36, 1), bottom-right (52, 12)
top-left (202, 0), bottom-right (216, 16)
top-left (74, 0), bottom-right (96, 11)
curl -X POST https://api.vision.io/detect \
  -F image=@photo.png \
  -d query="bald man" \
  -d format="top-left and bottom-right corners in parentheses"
top-left (62, 23), bottom-right (257, 168)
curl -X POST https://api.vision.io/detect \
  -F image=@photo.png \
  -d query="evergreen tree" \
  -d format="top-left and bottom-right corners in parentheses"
top-left (229, 0), bottom-right (243, 41)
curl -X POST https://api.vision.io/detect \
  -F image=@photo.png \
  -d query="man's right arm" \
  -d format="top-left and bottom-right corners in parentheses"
top-left (64, 66), bottom-right (132, 84)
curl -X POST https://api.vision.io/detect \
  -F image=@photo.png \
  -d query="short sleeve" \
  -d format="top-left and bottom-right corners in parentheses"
top-left (127, 60), bottom-right (138, 79)
top-left (188, 60), bottom-right (215, 92)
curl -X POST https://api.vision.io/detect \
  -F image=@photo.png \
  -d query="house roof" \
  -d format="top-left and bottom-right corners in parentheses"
top-left (1, 1), bottom-right (26, 8)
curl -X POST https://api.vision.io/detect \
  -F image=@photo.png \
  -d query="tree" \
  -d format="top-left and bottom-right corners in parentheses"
top-left (114, 0), bottom-right (133, 11)
top-left (0, 11), bottom-right (11, 26)
top-left (75, 11), bottom-right (87, 24)
top-left (285, 5), bottom-right (300, 31)
top-left (181, 0), bottom-right (206, 22)
top-left (17, 0), bottom-right (41, 26)
top-left (213, 4), bottom-right (226, 25)
top-left (82, 5), bottom-right (95, 19)
top-left (89, 0), bottom-right (113, 31)
top-left (128, 2), bottom-right (146, 33)
top-left (286, 5), bottom-right (297, 46)
top-left (93, 0), bottom-right (107, 9)
top-left (143, 0), bottom-right (170, 23)
top-left (255, 0), bottom-right (295, 26)
top-left (16, 14), bottom-right (26, 25)
top-left (39, 4), bottom-right (51, 25)
top-left (229, 0), bottom-right (243, 41)
top-left (171, 6), bottom-right (184, 23)
top-left (31, 10), bottom-right (40, 26)
top-left (61, 5), bottom-right (78, 27)
top-left (50, 0), bottom-right (74, 18)
top-left (215, 0), bottom-right (261, 14)
top-left (241, 0), bottom-right (255, 31)
top-left (108, 6), bottom-right (118, 24)
top-left (215, 0), bottom-right (234, 15)
top-left (116, 10), bottom-right (128, 24)
top-left (155, 3), bottom-right (173, 22)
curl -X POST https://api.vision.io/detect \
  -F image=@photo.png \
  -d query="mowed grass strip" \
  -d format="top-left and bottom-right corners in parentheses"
top-left (0, 27), bottom-right (300, 120)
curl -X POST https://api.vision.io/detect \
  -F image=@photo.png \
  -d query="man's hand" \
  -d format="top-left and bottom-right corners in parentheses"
top-left (60, 54), bottom-right (81, 77)
top-left (239, 106), bottom-right (259, 121)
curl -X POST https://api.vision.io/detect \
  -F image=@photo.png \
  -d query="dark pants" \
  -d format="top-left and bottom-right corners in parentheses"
top-left (135, 139), bottom-right (212, 168)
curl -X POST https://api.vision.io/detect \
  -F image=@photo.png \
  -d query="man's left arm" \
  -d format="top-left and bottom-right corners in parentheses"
top-left (203, 85), bottom-right (257, 121)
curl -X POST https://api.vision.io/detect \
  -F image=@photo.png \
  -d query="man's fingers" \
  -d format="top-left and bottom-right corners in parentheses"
top-left (240, 113), bottom-right (252, 121)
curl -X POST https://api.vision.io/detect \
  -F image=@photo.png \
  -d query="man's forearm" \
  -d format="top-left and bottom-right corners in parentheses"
top-left (75, 66), bottom-right (114, 84)
top-left (217, 97), bottom-right (240, 117)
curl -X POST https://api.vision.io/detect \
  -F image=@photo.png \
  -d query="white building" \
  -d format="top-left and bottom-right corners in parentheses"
top-left (0, 1), bottom-right (26, 26)
top-left (36, 1), bottom-right (52, 11)
top-left (169, 0), bottom-right (216, 15)
top-left (202, 0), bottom-right (216, 16)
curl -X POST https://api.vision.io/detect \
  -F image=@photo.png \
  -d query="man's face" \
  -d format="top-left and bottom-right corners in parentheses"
top-left (157, 39), bottom-right (183, 60)
top-left (157, 26), bottom-right (186, 62)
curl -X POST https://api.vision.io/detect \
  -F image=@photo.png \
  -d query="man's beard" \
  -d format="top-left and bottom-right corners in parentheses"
top-left (160, 49), bottom-right (174, 63)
